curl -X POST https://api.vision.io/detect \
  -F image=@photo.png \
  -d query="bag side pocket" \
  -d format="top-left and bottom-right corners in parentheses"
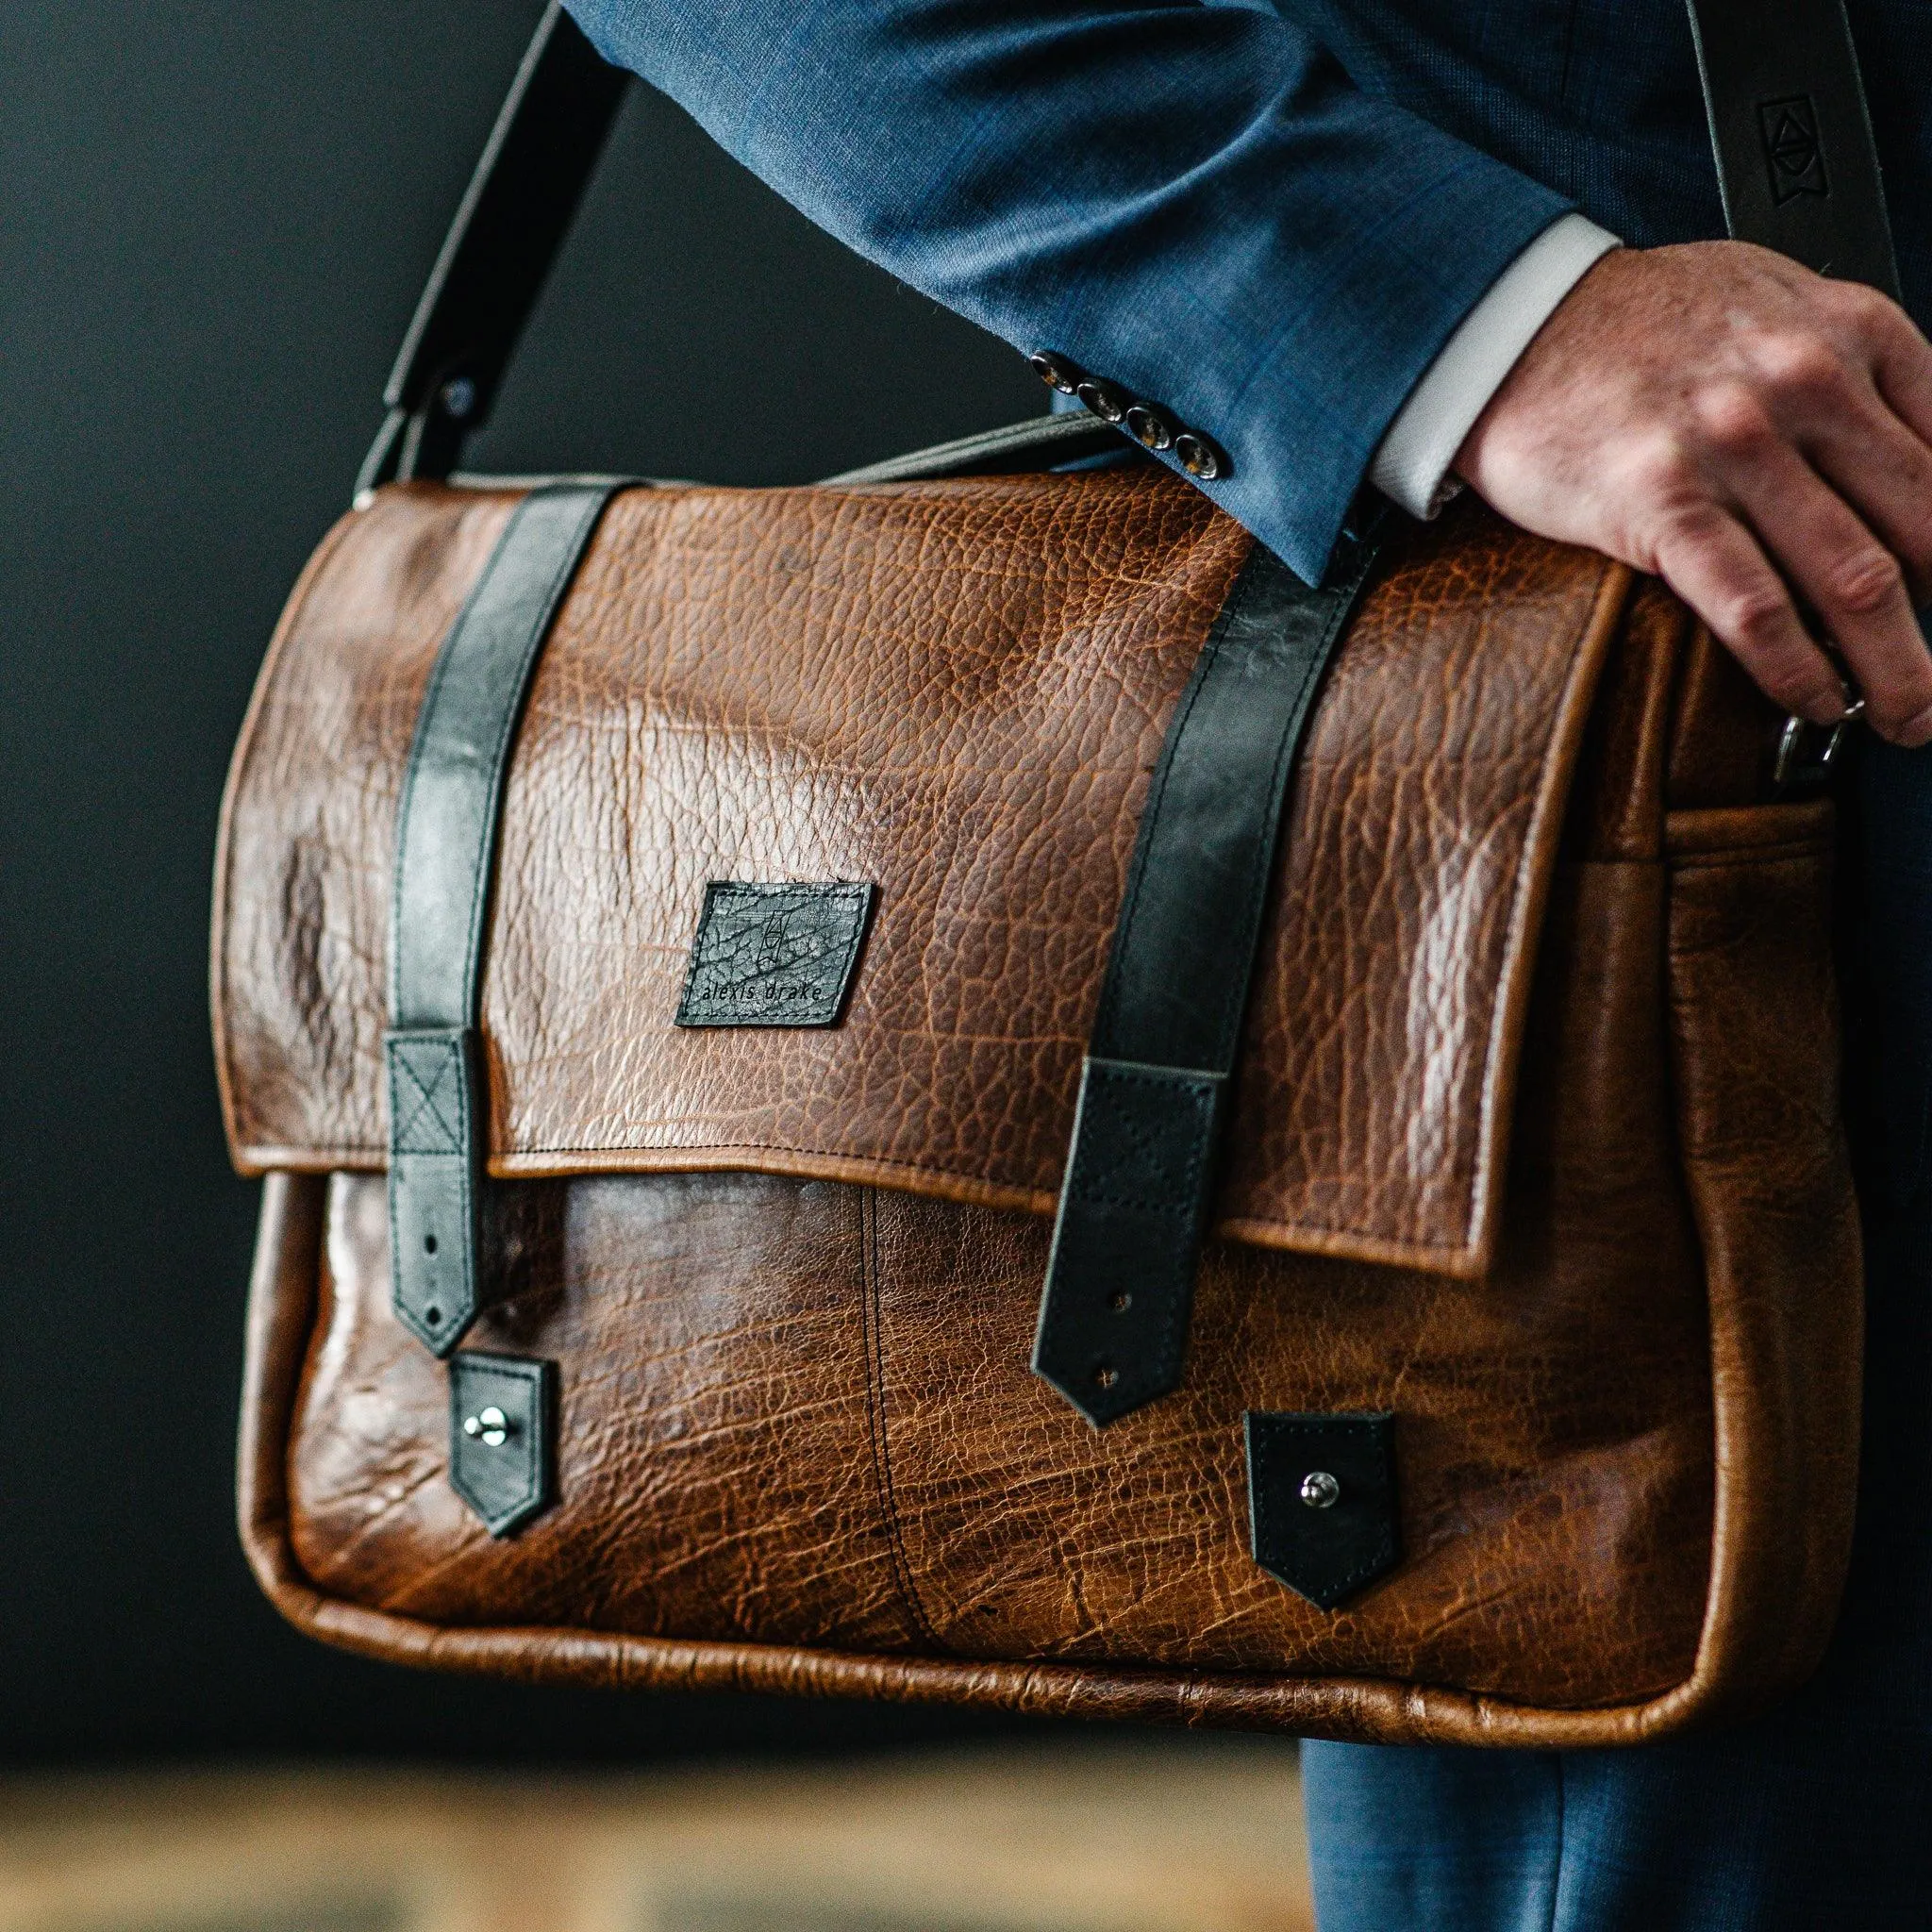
top-left (1665, 802), bottom-right (1861, 1714)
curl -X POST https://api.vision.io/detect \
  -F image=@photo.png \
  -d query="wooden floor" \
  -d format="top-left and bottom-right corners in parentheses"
top-left (0, 1739), bottom-right (1313, 1932)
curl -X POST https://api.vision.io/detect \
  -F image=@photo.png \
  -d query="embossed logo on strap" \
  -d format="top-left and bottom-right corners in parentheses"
top-left (675, 881), bottom-right (876, 1028)
top-left (1758, 94), bottom-right (1829, 205)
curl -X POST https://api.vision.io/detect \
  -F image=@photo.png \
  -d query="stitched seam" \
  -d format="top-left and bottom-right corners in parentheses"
top-left (261, 1127), bottom-right (1455, 1259)
top-left (858, 1188), bottom-right (946, 1652)
top-left (1066, 1063), bottom-right (1216, 1208)
top-left (394, 1048), bottom-right (459, 1149)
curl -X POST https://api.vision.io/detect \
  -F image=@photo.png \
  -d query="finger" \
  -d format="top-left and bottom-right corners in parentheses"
top-left (1724, 439), bottom-right (1932, 743)
top-left (1646, 503), bottom-right (1849, 727)
top-left (1839, 279), bottom-right (1932, 454)
top-left (1799, 376), bottom-right (1932, 604)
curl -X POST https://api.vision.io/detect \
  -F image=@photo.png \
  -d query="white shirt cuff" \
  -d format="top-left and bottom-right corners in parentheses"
top-left (1368, 213), bottom-right (1622, 520)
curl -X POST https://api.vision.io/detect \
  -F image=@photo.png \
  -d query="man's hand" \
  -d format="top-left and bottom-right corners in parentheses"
top-left (1456, 241), bottom-right (1932, 746)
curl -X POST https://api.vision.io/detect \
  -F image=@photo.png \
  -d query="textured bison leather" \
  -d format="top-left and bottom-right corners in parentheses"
top-left (215, 475), bottom-right (1619, 1276)
top-left (223, 468), bottom-right (1862, 1743)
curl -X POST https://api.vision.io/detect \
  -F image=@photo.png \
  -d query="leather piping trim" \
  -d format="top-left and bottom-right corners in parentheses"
top-left (239, 1172), bottom-right (1777, 1745)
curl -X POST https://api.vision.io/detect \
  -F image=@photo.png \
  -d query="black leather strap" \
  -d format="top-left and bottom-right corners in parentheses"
top-left (821, 411), bottom-right (1129, 485)
top-left (387, 483), bottom-right (625, 1355)
top-left (357, 6), bottom-right (628, 497)
top-left (1032, 524), bottom-right (1383, 1425)
top-left (1687, 0), bottom-right (1900, 298)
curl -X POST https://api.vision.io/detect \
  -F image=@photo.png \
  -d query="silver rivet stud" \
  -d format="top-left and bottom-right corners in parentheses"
top-left (462, 1405), bottom-right (510, 1448)
top-left (440, 375), bottom-right (478, 421)
top-left (1299, 1470), bottom-right (1341, 1510)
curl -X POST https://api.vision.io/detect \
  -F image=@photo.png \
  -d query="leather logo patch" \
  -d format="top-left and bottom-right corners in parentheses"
top-left (675, 881), bottom-right (876, 1028)
top-left (1758, 94), bottom-right (1828, 205)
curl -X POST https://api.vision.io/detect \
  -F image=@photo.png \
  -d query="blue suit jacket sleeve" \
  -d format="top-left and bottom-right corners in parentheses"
top-left (565, 0), bottom-right (1571, 583)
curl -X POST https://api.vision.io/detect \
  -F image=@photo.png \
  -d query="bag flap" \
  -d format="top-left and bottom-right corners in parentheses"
top-left (214, 472), bottom-right (1624, 1277)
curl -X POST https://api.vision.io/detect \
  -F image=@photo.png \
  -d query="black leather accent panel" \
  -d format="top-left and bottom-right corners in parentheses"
top-left (387, 483), bottom-right (624, 1355)
top-left (449, 1351), bottom-right (556, 1538)
top-left (1033, 526), bottom-right (1382, 1426)
top-left (1687, 0), bottom-right (1901, 298)
top-left (675, 881), bottom-right (876, 1028)
top-left (1246, 1411), bottom-right (1401, 1610)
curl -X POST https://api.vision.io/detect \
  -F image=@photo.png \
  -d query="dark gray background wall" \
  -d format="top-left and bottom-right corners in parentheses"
top-left (0, 0), bottom-right (1042, 1761)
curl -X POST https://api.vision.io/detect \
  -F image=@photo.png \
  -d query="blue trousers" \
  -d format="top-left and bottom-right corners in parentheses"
top-left (1304, 741), bottom-right (1932, 1930)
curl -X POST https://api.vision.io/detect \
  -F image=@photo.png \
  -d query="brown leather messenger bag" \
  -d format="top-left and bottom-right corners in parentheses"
top-left (214, 1), bottom-right (1890, 1744)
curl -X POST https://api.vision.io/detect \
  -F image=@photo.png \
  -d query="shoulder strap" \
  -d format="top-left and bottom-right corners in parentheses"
top-left (356, 8), bottom-right (628, 498)
top-left (1686, 0), bottom-right (1900, 300)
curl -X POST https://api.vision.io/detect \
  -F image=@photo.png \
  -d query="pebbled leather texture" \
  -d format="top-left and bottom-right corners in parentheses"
top-left (213, 475), bottom-right (1619, 1278)
top-left (219, 467), bottom-right (1864, 1742)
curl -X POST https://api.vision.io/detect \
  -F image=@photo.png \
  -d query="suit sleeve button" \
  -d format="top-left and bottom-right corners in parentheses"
top-left (1174, 429), bottom-right (1228, 480)
top-left (1124, 404), bottom-right (1174, 451)
top-left (1074, 378), bottom-right (1133, 424)
top-left (1028, 351), bottom-right (1085, 394)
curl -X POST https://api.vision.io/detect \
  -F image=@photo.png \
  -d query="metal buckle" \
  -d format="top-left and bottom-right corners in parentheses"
top-left (1774, 699), bottom-right (1865, 795)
